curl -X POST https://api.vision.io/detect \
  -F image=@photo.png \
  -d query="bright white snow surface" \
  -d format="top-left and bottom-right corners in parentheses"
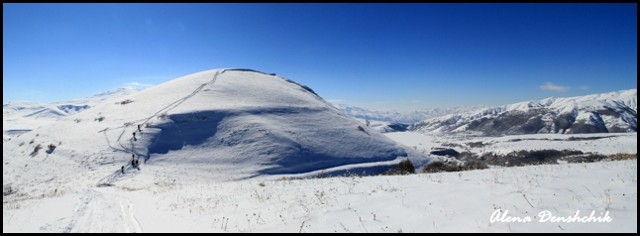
top-left (3, 160), bottom-right (636, 232)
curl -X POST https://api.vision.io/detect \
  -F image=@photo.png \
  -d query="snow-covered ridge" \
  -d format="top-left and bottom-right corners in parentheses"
top-left (412, 89), bottom-right (637, 135)
top-left (3, 87), bottom-right (138, 118)
top-left (3, 88), bottom-right (139, 138)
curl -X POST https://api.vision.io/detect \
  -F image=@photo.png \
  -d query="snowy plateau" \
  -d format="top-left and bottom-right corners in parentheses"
top-left (3, 69), bottom-right (637, 233)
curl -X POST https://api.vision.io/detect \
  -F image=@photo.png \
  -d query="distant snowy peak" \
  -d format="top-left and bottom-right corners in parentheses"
top-left (503, 89), bottom-right (637, 113)
top-left (412, 89), bottom-right (637, 135)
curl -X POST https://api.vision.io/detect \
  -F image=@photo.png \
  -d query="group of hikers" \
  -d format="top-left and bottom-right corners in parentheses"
top-left (121, 124), bottom-right (144, 174)
top-left (121, 154), bottom-right (140, 174)
top-left (132, 124), bottom-right (141, 141)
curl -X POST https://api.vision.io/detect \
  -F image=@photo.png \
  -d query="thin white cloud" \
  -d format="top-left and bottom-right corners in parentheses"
top-left (540, 82), bottom-right (570, 92)
top-left (123, 82), bottom-right (154, 90)
top-left (579, 85), bottom-right (589, 91)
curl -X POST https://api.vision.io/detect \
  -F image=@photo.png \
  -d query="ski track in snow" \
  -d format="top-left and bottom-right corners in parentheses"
top-left (62, 189), bottom-right (143, 233)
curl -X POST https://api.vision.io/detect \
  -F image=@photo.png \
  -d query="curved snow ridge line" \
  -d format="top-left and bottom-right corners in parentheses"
top-left (223, 68), bottom-right (274, 75)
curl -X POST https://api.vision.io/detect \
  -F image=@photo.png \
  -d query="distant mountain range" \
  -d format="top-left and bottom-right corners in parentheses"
top-left (332, 104), bottom-right (485, 124)
top-left (410, 89), bottom-right (637, 135)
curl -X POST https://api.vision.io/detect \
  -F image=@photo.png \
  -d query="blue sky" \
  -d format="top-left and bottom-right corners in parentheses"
top-left (3, 3), bottom-right (637, 111)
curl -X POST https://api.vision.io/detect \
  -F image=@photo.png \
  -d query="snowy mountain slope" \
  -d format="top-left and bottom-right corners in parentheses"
top-left (411, 89), bottom-right (637, 135)
top-left (3, 88), bottom-right (137, 140)
top-left (2, 69), bottom-right (421, 197)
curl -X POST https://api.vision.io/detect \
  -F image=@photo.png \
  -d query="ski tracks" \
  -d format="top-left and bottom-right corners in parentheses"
top-left (120, 198), bottom-right (143, 233)
top-left (63, 190), bottom-right (143, 233)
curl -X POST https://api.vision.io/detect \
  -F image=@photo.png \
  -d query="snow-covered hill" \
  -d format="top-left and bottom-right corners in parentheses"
top-left (3, 69), bottom-right (421, 196)
top-left (411, 89), bottom-right (637, 135)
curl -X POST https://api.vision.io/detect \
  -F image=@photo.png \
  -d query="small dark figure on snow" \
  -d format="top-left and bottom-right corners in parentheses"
top-left (132, 131), bottom-right (137, 141)
top-left (131, 154), bottom-right (136, 167)
top-left (138, 124), bottom-right (142, 132)
top-left (121, 166), bottom-right (125, 174)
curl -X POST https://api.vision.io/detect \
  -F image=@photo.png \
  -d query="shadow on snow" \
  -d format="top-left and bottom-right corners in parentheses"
top-left (145, 107), bottom-right (406, 176)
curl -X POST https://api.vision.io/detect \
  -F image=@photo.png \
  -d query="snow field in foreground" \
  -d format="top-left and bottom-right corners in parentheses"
top-left (4, 159), bottom-right (636, 233)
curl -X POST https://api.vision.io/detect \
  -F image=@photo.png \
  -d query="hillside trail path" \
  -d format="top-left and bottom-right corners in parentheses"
top-left (96, 69), bottom-right (226, 185)
top-left (75, 70), bottom-right (227, 232)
